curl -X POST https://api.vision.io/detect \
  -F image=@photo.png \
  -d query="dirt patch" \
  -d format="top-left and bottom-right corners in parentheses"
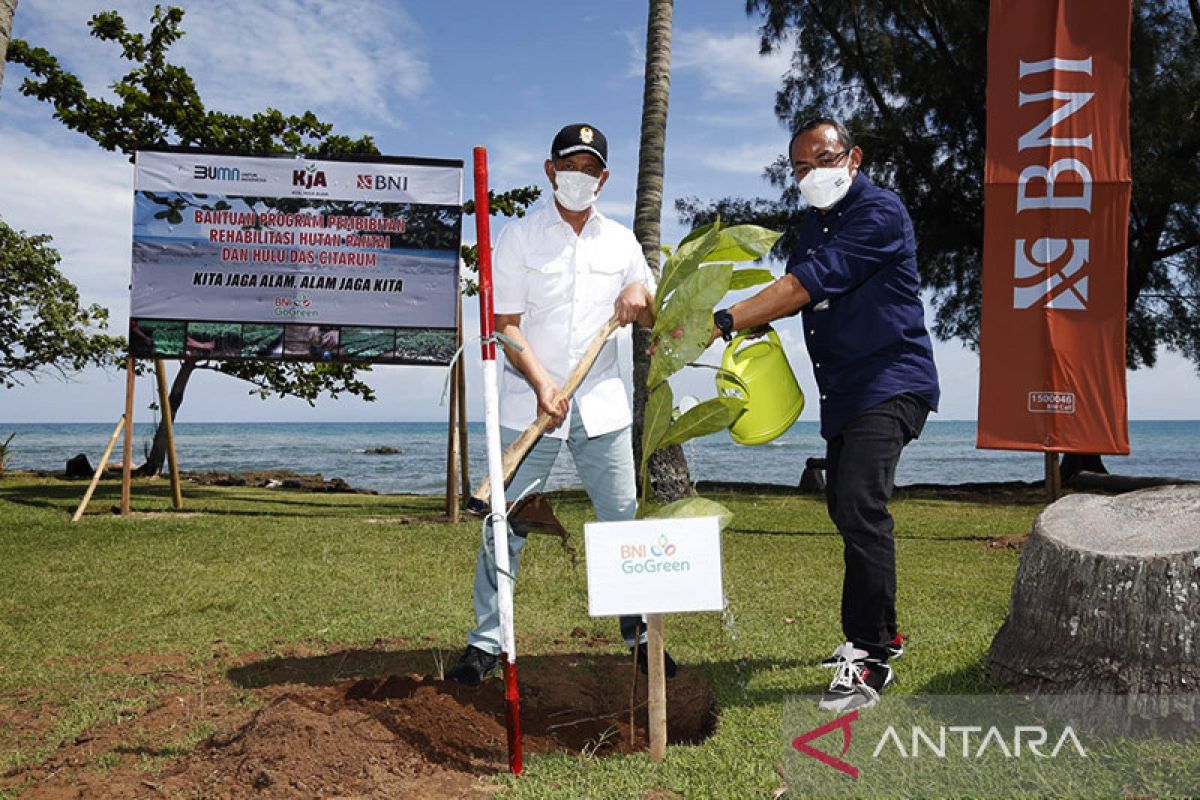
top-left (5, 648), bottom-right (717, 799)
top-left (983, 533), bottom-right (1029, 550)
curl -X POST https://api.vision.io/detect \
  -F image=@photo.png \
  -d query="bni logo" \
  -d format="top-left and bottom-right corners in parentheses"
top-left (619, 534), bottom-right (687, 575)
top-left (1012, 238), bottom-right (1089, 310)
top-left (357, 173), bottom-right (409, 191)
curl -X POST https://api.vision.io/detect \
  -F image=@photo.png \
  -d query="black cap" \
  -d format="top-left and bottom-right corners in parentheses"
top-left (550, 123), bottom-right (607, 168)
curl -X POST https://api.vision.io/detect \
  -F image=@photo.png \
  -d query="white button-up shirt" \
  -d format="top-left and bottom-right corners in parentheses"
top-left (493, 202), bottom-right (656, 439)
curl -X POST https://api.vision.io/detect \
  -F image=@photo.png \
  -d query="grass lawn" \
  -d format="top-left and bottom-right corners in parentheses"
top-left (0, 472), bottom-right (1045, 797)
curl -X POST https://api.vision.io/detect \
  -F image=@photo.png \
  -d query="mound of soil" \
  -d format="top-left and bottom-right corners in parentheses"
top-left (7, 649), bottom-right (716, 799)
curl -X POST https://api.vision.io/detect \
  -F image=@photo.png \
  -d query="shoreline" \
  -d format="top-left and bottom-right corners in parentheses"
top-left (12, 468), bottom-right (1194, 504)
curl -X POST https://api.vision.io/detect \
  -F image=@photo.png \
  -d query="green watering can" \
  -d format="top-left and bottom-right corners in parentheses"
top-left (715, 327), bottom-right (804, 446)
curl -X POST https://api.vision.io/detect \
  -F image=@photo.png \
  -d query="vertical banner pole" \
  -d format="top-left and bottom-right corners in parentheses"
top-left (154, 359), bottom-right (183, 510)
top-left (474, 146), bottom-right (521, 775)
top-left (445, 290), bottom-right (463, 522)
top-left (1045, 452), bottom-right (1061, 502)
top-left (121, 356), bottom-right (135, 516)
top-left (458, 301), bottom-right (470, 495)
top-left (72, 415), bottom-right (126, 523)
top-left (647, 613), bottom-right (667, 762)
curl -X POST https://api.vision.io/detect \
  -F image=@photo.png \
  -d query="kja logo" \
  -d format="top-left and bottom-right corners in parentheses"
top-left (292, 163), bottom-right (328, 189)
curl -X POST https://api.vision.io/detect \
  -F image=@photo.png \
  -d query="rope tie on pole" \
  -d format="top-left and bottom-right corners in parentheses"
top-left (440, 331), bottom-right (524, 406)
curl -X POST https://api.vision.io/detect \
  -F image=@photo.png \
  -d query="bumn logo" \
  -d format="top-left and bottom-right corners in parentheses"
top-left (193, 165), bottom-right (240, 181)
top-left (293, 163), bottom-right (327, 189)
top-left (1013, 237), bottom-right (1089, 310)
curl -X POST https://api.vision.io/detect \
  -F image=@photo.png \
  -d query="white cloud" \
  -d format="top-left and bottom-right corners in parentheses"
top-left (673, 30), bottom-right (789, 95)
top-left (175, 0), bottom-right (429, 125)
top-left (596, 198), bottom-right (635, 221)
top-left (9, 1), bottom-right (430, 127)
top-left (697, 141), bottom-right (783, 176)
top-left (665, 29), bottom-right (790, 100)
top-left (0, 128), bottom-right (133, 312)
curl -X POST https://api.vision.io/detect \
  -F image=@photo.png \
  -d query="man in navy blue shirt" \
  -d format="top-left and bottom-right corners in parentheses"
top-left (711, 118), bottom-right (940, 712)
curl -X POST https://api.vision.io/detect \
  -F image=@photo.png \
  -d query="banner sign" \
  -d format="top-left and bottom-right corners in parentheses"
top-left (129, 150), bottom-right (463, 365)
top-left (977, 0), bottom-right (1131, 454)
top-left (585, 517), bottom-right (724, 617)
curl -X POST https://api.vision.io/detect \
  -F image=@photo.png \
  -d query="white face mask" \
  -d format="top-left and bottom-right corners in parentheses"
top-left (799, 166), bottom-right (853, 210)
top-left (553, 169), bottom-right (601, 212)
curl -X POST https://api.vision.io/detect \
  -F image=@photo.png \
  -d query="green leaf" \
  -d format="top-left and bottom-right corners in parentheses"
top-left (706, 225), bottom-right (783, 264)
top-left (658, 395), bottom-right (746, 450)
top-left (153, 210), bottom-right (170, 219)
top-left (729, 268), bottom-right (775, 291)
top-left (640, 381), bottom-right (673, 474)
top-left (646, 496), bottom-right (733, 529)
top-left (677, 218), bottom-right (721, 249)
top-left (166, 211), bottom-right (183, 225)
top-left (648, 262), bottom-right (732, 388)
top-left (656, 225), bottom-right (722, 307)
top-left (654, 261), bottom-right (733, 333)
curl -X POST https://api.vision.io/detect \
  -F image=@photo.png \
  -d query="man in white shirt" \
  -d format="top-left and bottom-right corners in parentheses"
top-left (446, 123), bottom-right (672, 685)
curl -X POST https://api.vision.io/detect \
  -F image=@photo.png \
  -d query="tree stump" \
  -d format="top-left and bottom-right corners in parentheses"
top-left (988, 485), bottom-right (1200, 738)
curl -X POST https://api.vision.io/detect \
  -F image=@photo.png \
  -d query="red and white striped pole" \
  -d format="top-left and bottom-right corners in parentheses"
top-left (472, 146), bottom-right (522, 775)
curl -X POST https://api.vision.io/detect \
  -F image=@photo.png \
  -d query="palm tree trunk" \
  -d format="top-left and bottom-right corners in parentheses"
top-left (137, 360), bottom-right (195, 476)
top-left (632, 0), bottom-right (692, 501)
top-left (0, 0), bottom-right (18, 96)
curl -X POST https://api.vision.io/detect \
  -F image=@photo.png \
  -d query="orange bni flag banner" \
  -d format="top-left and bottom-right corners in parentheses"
top-left (978, 0), bottom-right (1132, 455)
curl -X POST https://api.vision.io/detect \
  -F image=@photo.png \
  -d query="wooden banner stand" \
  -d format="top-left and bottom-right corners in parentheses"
top-left (445, 298), bottom-right (470, 521)
top-left (74, 356), bottom-right (183, 521)
top-left (1044, 452), bottom-right (1062, 502)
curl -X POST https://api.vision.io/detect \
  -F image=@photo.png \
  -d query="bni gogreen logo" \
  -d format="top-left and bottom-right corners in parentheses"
top-left (620, 534), bottom-right (689, 575)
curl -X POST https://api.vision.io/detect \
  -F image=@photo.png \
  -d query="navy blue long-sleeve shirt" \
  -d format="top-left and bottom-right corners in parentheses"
top-left (785, 173), bottom-right (940, 440)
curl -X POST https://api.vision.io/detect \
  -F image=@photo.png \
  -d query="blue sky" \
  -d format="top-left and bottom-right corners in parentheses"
top-left (1, 0), bottom-right (1197, 424)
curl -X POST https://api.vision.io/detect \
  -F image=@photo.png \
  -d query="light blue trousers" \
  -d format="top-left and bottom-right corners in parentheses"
top-left (467, 404), bottom-right (644, 655)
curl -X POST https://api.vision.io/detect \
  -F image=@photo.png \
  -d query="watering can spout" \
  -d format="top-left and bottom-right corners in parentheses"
top-left (714, 327), bottom-right (804, 446)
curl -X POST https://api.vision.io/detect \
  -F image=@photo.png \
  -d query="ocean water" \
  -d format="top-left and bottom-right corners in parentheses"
top-left (2, 420), bottom-right (1198, 496)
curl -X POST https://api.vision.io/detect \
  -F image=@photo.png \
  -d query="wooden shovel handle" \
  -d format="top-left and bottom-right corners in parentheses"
top-left (469, 314), bottom-right (622, 513)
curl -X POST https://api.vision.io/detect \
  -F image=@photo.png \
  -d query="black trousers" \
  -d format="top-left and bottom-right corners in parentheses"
top-left (825, 393), bottom-right (930, 661)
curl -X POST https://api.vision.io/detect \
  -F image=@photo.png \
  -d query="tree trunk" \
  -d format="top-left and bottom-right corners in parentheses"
top-left (988, 485), bottom-right (1200, 738)
top-left (632, 0), bottom-right (692, 502)
top-left (0, 0), bottom-right (17, 96)
top-left (136, 360), bottom-right (196, 476)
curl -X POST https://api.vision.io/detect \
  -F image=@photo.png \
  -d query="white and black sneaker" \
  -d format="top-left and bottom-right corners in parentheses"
top-left (819, 632), bottom-right (905, 668)
top-left (818, 642), bottom-right (895, 712)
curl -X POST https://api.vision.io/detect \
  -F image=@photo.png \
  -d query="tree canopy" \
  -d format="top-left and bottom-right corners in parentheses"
top-left (0, 217), bottom-right (123, 388)
top-left (677, 0), bottom-right (1200, 372)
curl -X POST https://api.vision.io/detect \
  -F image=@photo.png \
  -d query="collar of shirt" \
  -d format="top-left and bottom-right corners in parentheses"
top-left (539, 200), bottom-right (606, 237)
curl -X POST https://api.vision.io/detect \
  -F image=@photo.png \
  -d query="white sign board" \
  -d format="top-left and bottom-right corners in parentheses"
top-left (585, 517), bottom-right (724, 617)
top-left (127, 149), bottom-right (463, 365)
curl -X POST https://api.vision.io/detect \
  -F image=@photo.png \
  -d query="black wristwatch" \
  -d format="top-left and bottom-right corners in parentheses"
top-left (713, 309), bottom-right (735, 342)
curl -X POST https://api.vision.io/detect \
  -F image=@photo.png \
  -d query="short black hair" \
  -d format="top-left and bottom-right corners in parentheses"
top-left (788, 117), bottom-right (854, 154)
